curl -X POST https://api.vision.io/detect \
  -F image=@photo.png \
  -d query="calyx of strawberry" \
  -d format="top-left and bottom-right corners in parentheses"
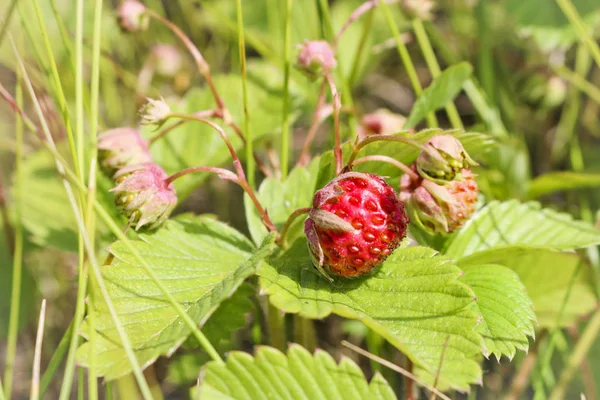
top-left (416, 135), bottom-right (477, 183)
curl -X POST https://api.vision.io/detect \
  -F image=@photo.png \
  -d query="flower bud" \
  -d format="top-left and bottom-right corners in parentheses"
top-left (117, 0), bottom-right (149, 32)
top-left (111, 163), bottom-right (177, 230)
top-left (400, 168), bottom-right (478, 235)
top-left (416, 135), bottom-right (477, 183)
top-left (296, 40), bottom-right (337, 77)
top-left (151, 44), bottom-right (183, 77)
top-left (97, 128), bottom-right (153, 175)
top-left (140, 97), bottom-right (171, 126)
top-left (358, 109), bottom-right (407, 139)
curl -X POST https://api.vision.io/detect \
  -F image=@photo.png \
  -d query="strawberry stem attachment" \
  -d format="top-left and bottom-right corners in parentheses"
top-left (346, 134), bottom-right (423, 169)
top-left (353, 155), bottom-right (419, 181)
top-left (165, 166), bottom-right (238, 185)
top-left (276, 207), bottom-right (311, 248)
top-left (149, 110), bottom-right (215, 144)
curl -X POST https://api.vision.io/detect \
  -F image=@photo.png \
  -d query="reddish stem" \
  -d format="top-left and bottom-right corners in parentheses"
top-left (353, 155), bottom-right (419, 180)
top-left (324, 70), bottom-right (343, 175)
top-left (296, 79), bottom-right (329, 167)
top-left (165, 166), bottom-right (237, 185)
top-left (333, 0), bottom-right (400, 49)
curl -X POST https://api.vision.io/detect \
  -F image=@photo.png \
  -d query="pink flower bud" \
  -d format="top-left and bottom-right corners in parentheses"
top-left (416, 135), bottom-right (477, 183)
top-left (296, 40), bottom-right (337, 77)
top-left (117, 0), bottom-right (149, 32)
top-left (358, 109), bottom-right (407, 139)
top-left (111, 163), bottom-right (177, 230)
top-left (97, 128), bottom-right (153, 175)
top-left (400, 168), bottom-right (478, 235)
top-left (151, 44), bottom-right (183, 77)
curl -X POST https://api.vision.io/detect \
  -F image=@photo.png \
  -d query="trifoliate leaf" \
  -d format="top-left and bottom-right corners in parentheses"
top-left (458, 246), bottom-right (597, 328)
top-left (445, 200), bottom-right (600, 258)
top-left (459, 264), bottom-right (536, 360)
top-left (76, 215), bottom-right (274, 380)
top-left (197, 344), bottom-right (396, 400)
top-left (259, 240), bottom-right (483, 390)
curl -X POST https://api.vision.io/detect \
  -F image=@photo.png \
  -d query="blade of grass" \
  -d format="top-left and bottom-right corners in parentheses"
top-left (74, 0), bottom-right (85, 178)
top-left (412, 19), bottom-right (463, 129)
top-left (348, 5), bottom-right (375, 87)
top-left (2, 55), bottom-right (24, 400)
top-left (553, 65), bottom-right (600, 106)
top-left (0, 0), bottom-right (19, 46)
top-left (31, 0), bottom-right (82, 179)
top-left (280, 0), bottom-right (292, 180)
top-left (40, 319), bottom-right (73, 397)
top-left (378, 0), bottom-right (437, 128)
top-left (236, 0), bottom-right (254, 187)
top-left (30, 299), bottom-right (47, 400)
top-left (556, 0), bottom-right (600, 70)
top-left (12, 37), bottom-right (154, 400)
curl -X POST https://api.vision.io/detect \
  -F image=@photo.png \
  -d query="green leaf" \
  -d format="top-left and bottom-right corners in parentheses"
top-left (405, 63), bottom-right (473, 128)
top-left (147, 74), bottom-right (293, 198)
top-left (14, 146), bottom-right (116, 252)
top-left (527, 172), bottom-right (600, 199)
top-left (259, 240), bottom-right (482, 390)
top-left (245, 159), bottom-right (320, 246)
top-left (459, 264), bottom-right (535, 360)
top-left (168, 283), bottom-right (256, 385)
top-left (458, 247), bottom-right (597, 328)
top-left (445, 200), bottom-right (600, 258)
top-left (76, 215), bottom-right (274, 380)
top-left (197, 344), bottom-right (397, 400)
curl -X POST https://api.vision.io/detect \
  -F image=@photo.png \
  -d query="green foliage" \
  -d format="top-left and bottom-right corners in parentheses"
top-left (245, 159), bottom-right (320, 246)
top-left (76, 215), bottom-right (274, 380)
top-left (404, 63), bottom-right (473, 128)
top-left (197, 344), bottom-right (396, 400)
top-left (147, 75), bottom-right (294, 198)
top-left (459, 264), bottom-right (535, 360)
top-left (527, 171), bottom-right (600, 199)
top-left (259, 240), bottom-right (482, 390)
top-left (445, 200), bottom-right (600, 258)
top-left (459, 247), bottom-right (597, 328)
top-left (168, 283), bottom-right (256, 385)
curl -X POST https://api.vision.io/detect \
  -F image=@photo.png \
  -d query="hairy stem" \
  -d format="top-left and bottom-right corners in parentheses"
top-left (347, 134), bottom-right (422, 167)
top-left (353, 155), bottom-right (418, 180)
top-left (324, 70), bottom-right (343, 175)
top-left (276, 207), bottom-right (311, 248)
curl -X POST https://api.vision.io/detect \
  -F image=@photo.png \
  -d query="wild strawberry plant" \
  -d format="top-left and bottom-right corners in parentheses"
top-left (1, 0), bottom-right (600, 399)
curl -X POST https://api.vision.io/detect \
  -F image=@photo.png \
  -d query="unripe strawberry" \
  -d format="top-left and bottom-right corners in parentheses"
top-left (400, 168), bottom-right (478, 235)
top-left (111, 163), bottom-right (177, 230)
top-left (416, 135), bottom-right (477, 183)
top-left (358, 109), bottom-right (407, 139)
top-left (304, 172), bottom-right (409, 280)
top-left (296, 40), bottom-right (337, 78)
top-left (97, 128), bottom-right (153, 175)
top-left (117, 0), bottom-right (149, 32)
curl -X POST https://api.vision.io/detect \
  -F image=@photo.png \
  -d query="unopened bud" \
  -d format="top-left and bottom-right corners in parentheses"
top-left (358, 109), bottom-right (406, 139)
top-left (111, 163), bottom-right (177, 230)
top-left (416, 135), bottom-right (477, 183)
top-left (296, 40), bottom-right (337, 78)
top-left (400, 167), bottom-right (478, 235)
top-left (140, 97), bottom-right (171, 126)
top-left (151, 44), bottom-right (183, 77)
top-left (117, 0), bottom-right (149, 32)
top-left (97, 128), bottom-right (153, 175)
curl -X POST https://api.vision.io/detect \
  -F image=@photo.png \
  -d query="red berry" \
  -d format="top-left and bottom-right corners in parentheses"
top-left (305, 172), bottom-right (409, 279)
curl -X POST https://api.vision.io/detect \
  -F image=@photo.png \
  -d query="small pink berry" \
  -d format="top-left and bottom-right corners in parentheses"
top-left (296, 40), bottom-right (337, 77)
top-left (400, 167), bottom-right (478, 235)
top-left (111, 163), bottom-right (177, 230)
top-left (305, 172), bottom-right (409, 279)
top-left (117, 0), bottom-right (149, 32)
top-left (97, 128), bottom-right (153, 175)
top-left (358, 109), bottom-right (407, 139)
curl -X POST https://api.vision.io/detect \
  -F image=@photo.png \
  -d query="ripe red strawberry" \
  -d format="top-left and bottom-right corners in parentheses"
top-left (304, 172), bottom-right (409, 280)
